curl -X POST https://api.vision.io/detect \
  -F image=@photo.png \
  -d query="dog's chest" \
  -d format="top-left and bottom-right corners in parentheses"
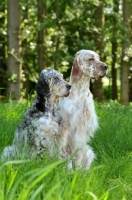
top-left (60, 94), bottom-right (98, 139)
top-left (61, 94), bottom-right (95, 122)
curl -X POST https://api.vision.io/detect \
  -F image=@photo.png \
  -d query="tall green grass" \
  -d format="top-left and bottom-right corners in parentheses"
top-left (0, 100), bottom-right (132, 200)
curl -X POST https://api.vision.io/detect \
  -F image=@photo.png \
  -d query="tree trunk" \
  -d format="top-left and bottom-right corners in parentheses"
top-left (7, 0), bottom-right (22, 100)
top-left (111, 0), bottom-right (119, 100)
top-left (54, 0), bottom-right (61, 70)
top-left (129, 5), bottom-right (132, 101)
top-left (93, 2), bottom-right (104, 101)
top-left (129, 65), bottom-right (132, 101)
top-left (120, 0), bottom-right (130, 105)
top-left (37, 0), bottom-right (47, 73)
top-left (21, 0), bottom-right (29, 98)
top-left (0, 2), bottom-right (7, 97)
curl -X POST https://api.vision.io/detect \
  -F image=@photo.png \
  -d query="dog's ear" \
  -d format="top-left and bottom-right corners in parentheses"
top-left (35, 77), bottom-right (50, 97)
top-left (36, 93), bottom-right (46, 112)
top-left (72, 58), bottom-right (82, 79)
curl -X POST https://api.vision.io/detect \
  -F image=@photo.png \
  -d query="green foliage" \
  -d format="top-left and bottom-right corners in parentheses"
top-left (0, 0), bottom-right (132, 99)
top-left (0, 101), bottom-right (30, 148)
top-left (0, 101), bottom-right (132, 200)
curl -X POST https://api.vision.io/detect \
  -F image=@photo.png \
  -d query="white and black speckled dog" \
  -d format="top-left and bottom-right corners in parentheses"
top-left (2, 69), bottom-right (71, 160)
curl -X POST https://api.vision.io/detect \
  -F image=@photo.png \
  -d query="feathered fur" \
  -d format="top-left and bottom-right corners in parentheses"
top-left (59, 50), bottom-right (107, 169)
top-left (2, 69), bottom-right (71, 160)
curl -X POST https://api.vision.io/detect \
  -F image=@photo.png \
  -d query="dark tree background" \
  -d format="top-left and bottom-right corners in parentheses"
top-left (0, 0), bottom-right (132, 104)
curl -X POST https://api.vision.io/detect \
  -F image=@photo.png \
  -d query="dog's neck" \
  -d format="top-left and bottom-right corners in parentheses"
top-left (45, 95), bottom-right (60, 120)
top-left (46, 95), bottom-right (59, 111)
top-left (36, 93), bottom-right (58, 113)
top-left (69, 73), bottom-right (91, 95)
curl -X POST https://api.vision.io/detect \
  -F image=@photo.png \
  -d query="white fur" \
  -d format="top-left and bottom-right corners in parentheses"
top-left (59, 50), bottom-right (107, 170)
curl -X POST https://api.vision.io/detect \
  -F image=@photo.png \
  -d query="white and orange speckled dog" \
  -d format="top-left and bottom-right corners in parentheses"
top-left (2, 69), bottom-right (71, 161)
top-left (59, 50), bottom-right (107, 170)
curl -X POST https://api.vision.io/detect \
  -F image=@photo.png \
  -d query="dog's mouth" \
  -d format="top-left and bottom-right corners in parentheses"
top-left (64, 89), bottom-right (71, 97)
top-left (65, 94), bottom-right (69, 97)
top-left (64, 92), bottom-right (70, 97)
top-left (91, 77), bottom-right (96, 83)
top-left (99, 73), bottom-right (107, 78)
top-left (91, 72), bottom-right (106, 82)
top-left (99, 75), bottom-right (104, 78)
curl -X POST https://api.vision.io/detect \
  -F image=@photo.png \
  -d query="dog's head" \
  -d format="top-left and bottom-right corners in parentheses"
top-left (72, 50), bottom-right (107, 81)
top-left (36, 68), bottom-right (71, 98)
top-left (36, 69), bottom-right (71, 112)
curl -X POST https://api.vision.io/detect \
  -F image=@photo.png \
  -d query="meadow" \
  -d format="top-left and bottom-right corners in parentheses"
top-left (0, 100), bottom-right (132, 200)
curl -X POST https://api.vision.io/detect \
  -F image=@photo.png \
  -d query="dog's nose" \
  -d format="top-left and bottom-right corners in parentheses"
top-left (103, 64), bottom-right (108, 70)
top-left (66, 84), bottom-right (71, 89)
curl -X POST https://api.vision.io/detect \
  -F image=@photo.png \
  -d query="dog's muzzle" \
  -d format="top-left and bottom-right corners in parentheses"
top-left (65, 84), bottom-right (71, 97)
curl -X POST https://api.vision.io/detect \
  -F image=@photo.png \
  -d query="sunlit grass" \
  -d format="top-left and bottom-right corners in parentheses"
top-left (0, 100), bottom-right (132, 200)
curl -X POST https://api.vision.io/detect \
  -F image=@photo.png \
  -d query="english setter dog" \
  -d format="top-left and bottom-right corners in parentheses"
top-left (59, 50), bottom-right (107, 170)
top-left (2, 69), bottom-right (71, 161)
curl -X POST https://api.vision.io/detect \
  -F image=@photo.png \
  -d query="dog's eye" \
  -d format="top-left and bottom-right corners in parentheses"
top-left (54, 77), bottom-right (59, 81)
top-left (89, 58), bottom-right (94, 61)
